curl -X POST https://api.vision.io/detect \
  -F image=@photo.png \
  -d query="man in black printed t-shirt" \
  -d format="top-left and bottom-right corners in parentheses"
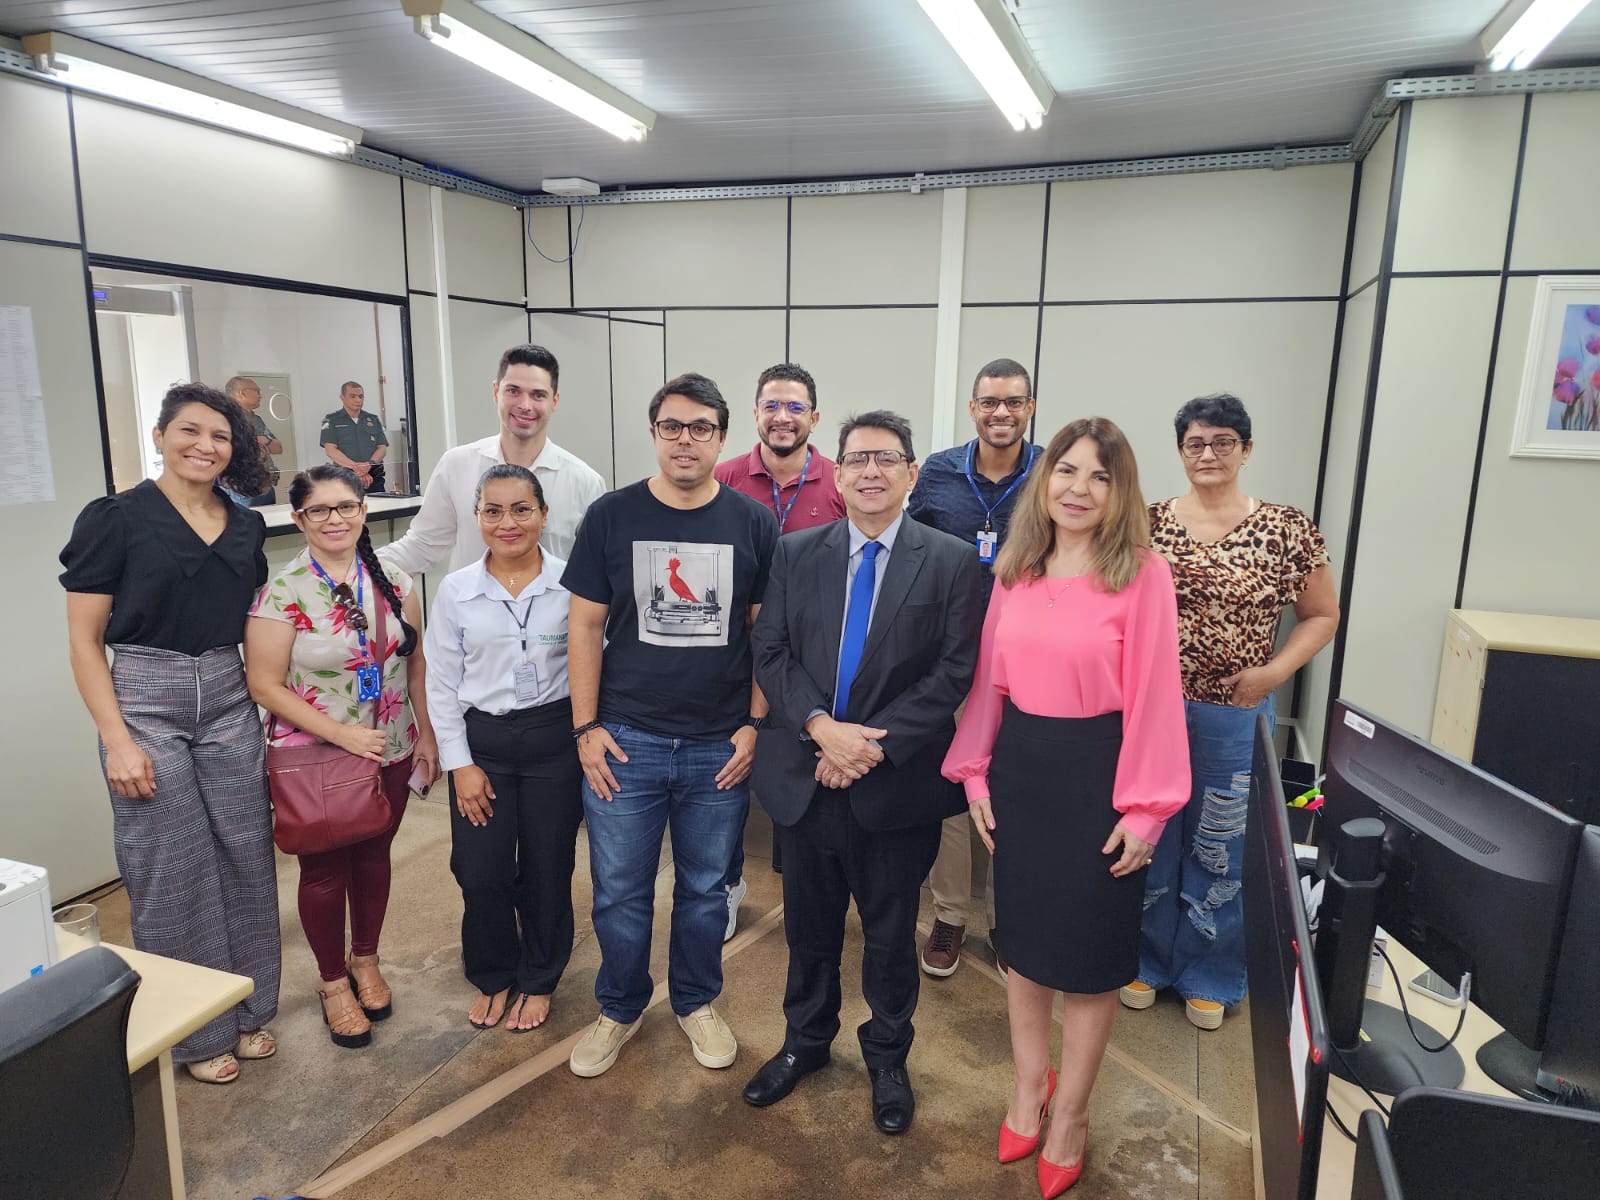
top-left (562, 372), bottom-right (778, 1080)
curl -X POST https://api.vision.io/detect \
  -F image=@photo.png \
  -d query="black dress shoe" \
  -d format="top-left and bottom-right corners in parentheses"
top-left (742, 1049), bottom-right (829, 1107)
top-left (869, 1065), bottom-right (915, 1135)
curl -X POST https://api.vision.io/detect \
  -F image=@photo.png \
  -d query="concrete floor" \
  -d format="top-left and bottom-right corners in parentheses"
top-left (93, 794), bottom-right (1257, 1200)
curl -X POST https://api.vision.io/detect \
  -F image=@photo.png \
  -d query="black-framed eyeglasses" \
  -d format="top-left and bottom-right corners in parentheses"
top-left (653, 418), bottom-right (720, 442)
top-left (1181, 435), bottom-right (1241, 458)
top-left (298, 501), bottom-right (363, 523)
top-left (329, 583), bottom-right (369, 632)
top-left (839, 449), bottom-right (911, 471)
top-left (758, 399), bottom-right (812, 415)
top-left (975, 396), bottom-right (1032, 414)
top-left (476, 503), bottom-right (542, 524)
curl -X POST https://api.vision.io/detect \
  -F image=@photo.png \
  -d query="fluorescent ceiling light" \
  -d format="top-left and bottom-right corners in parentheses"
top-left (403, 0), bottom-right (655, 142)
top-left (917, 0), bottom-right (1054, 131)
top-left (1481, 0), bottom-right (1597, 71)
top-left (22, 31), bottom-right (361, 157)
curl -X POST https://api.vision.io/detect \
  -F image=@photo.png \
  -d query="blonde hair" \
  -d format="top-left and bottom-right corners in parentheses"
top-left (995, 417), bottom-right (1150, 594)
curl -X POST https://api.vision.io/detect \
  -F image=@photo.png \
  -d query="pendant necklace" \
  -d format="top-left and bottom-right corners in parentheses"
top-left (1045, 559), bottom-right (1091, 608)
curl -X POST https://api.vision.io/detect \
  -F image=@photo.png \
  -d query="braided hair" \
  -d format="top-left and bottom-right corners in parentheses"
top-left (287, 465), bottom-right (418, 656)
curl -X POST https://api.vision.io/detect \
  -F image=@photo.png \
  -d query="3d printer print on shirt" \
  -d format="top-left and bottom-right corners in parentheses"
top-left (630, 541), bottom-right (733, 647)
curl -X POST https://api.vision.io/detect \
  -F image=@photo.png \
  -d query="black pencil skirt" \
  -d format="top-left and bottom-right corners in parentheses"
top-left (990, 702), bottom-right (1144, 994)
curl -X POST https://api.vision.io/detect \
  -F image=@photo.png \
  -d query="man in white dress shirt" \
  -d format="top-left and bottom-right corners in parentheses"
top-left (381, 344), bottom-right (606, 575)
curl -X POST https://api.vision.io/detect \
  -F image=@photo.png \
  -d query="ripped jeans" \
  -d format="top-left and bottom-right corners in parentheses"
top-left (1135, 696), bottom-right (1273, 1007)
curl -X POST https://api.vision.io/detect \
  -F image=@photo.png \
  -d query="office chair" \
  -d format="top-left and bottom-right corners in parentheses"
top-left (1350, 1085), bottom-right (1600, 1200)
top-left (0, 946), bottom-right (142, 1200)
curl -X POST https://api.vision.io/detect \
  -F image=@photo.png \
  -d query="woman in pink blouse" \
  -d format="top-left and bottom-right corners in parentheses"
top-left (944, 417), bottom-right (1188, 1198)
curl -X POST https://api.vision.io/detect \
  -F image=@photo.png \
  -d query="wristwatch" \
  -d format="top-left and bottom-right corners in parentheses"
top-left (746, 715), bottom-right (768, 731)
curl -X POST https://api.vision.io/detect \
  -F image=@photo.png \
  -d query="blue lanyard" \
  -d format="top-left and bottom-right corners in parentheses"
top-left (768, 446), bottom-right (812, 532)
top-left (964, 441), bottom-right (1037, 532)
top-left (308, 556), bottom-right (372, 665)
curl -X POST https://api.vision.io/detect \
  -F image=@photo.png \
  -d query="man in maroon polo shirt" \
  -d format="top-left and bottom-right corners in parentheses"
top-left (714, 363), bottom-right (847, 931)
top-left (715, 363), bottom-right (846, 536)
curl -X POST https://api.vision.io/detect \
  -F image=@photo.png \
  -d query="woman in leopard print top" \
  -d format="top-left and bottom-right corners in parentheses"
top-left (1123, 393), bottom-right (1339, 1031)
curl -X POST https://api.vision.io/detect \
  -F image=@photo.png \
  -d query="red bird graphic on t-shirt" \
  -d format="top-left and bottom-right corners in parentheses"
top-left (666, 557), bottom-right (700, 602)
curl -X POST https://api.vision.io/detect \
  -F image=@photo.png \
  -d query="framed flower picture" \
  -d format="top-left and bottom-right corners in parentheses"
top-left (1512, 276), bottom-right (1600, 459)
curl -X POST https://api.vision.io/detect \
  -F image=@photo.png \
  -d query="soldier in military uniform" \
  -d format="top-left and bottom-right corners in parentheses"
top-left (320, 381), bottom-right (389, 493)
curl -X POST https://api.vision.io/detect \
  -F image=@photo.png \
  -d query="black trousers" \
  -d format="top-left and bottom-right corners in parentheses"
top-left (775, 788), bottom-right (941, 1070)
top-left (450, 700), bottom-right (583, 996)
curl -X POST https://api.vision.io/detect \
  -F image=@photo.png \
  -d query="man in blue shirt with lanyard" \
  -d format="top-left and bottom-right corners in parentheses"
top-left (905, 356), bottom-right (1040, 979)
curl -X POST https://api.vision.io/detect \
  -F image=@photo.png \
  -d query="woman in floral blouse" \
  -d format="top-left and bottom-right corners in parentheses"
top-left (246, 464), bottom-right (438, 1048)
top-left (1123, 393), bottom-right (1339, 1032)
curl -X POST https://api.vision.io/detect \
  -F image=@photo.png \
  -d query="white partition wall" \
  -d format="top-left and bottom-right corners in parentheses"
top-left (72, 97), bottom-right (406, 296)
top-left (1319, 91), bottom-right (1600, 755)
top-left (0, 240), bottom-right (119, 896)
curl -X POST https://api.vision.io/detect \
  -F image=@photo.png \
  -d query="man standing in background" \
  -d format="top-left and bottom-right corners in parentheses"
top-left (381, 344), bottom-right (606, 574)
top-left (905, 357), bottom-right (1040, 979)
top-left (320, 381), bottom-right (389, 493)
top-left (225, 375), bottom-right (281, 507)
top-left (713, 363), bottom-right (847, 936)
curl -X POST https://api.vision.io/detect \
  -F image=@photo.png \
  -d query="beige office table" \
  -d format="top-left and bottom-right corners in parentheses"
top-left (57, 931), bottom-right (254, 1200)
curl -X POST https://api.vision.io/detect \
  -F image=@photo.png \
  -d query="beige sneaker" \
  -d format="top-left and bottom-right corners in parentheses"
top-left (569, 1014), bottom-right (640, 1078)
top-left (677, 1004), bottom-right (738, 1069)
top-left (1119, 981), bottom-right (1157, 1010)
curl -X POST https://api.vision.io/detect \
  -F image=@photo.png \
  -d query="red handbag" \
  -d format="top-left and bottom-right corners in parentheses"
top-left (267, 590), bottom-right (392, 855)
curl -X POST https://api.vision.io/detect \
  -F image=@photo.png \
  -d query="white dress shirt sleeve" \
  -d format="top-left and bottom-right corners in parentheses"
top-left (380, 454), bottom-right (461, 577)
top-left (423, 577), bottom-right (474, 772)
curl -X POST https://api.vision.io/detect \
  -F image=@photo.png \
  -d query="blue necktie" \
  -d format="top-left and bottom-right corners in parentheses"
top-left (834, 540), bottom-right (882, 720)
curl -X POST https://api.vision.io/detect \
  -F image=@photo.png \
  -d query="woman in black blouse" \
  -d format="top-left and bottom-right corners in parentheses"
top-left (61, 382), bottom-right (282, 1085)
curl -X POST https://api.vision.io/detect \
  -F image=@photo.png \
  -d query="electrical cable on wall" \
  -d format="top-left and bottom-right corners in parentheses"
top-left (525, 195), bottom-right (585, 264)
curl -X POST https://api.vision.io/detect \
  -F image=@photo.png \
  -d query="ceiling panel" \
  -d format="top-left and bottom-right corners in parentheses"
top-left (0, 0), bottom-right (1587, 193)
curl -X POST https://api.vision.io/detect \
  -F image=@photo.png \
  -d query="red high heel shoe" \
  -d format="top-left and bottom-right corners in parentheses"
top-left (1037, 1124), bottom-right (1087, 1197)
top-left (997, 1067), bottom-right (1058, 1163)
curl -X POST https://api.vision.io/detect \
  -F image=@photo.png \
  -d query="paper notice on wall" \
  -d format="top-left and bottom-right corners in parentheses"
top-left (0, 306), bottom-right (55, 507)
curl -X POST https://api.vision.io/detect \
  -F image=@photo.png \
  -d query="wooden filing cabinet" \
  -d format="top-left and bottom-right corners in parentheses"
top-left (1430, 610), bottom-right (1600, 826)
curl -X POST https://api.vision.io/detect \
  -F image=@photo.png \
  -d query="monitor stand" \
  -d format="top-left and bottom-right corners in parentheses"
top-left (1477, 1031), bottom-right (1555, 1101)
top-left (1330, 1001), bottom-right (1465, 1095)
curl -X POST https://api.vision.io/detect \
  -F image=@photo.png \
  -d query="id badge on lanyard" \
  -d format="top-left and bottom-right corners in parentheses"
top-left (976, 529), bottom-right (998, 564)
top-left (356, 663), bottom-right (382, 702)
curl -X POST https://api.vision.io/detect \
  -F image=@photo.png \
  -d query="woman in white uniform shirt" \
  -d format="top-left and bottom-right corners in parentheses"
top-left (426, 464), bottom-right (582, 1032)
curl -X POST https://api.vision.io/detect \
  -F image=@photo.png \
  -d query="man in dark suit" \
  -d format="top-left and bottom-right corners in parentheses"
top-left (743, 410), bottom-right (983, 1135)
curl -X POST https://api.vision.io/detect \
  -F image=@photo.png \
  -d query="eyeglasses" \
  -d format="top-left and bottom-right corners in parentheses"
top-left (653, 418), bottom-right (720, 442)
top-left (476, 503), bottom-right (542, 524)
top-left (839, 450), bottom-right (911, 471)
top-left (974, 396), bottom-right (1032, 414)
top-left (329, 583), bottom-right (369, 632)
top-left (758, 400), bottom-right (812, 415)
top-left (1180, 436), bottom-right (1241, 458)
top-left (298, 501), bottom-right (363, 523)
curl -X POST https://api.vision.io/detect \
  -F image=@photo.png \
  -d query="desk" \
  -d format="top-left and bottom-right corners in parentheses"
top-left (1311, 939), bottom-right (1513, 1199)
top-left (57, 932), bottom-right (253, 1200)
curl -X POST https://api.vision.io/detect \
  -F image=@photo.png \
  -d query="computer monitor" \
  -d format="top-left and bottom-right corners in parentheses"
top-left (1243, 714), bottom-right (1329, 1200)
top-left (1317, 700), bottom-right (1584, 1096)
top-left (1479, 824), bottom-right (1600, 1103)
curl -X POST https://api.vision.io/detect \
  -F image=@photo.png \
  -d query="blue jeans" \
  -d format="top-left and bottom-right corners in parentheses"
top-left (584, 722), bottom-right (747, 1022)
top-left (1136, 696), bottom-right (1273, 1007)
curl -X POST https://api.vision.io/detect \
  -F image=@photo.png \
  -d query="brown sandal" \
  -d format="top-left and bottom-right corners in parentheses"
top-left (347, 954), bottom-right (393, 1021)
top-left (318, 978), bottom-right (372, 1049)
